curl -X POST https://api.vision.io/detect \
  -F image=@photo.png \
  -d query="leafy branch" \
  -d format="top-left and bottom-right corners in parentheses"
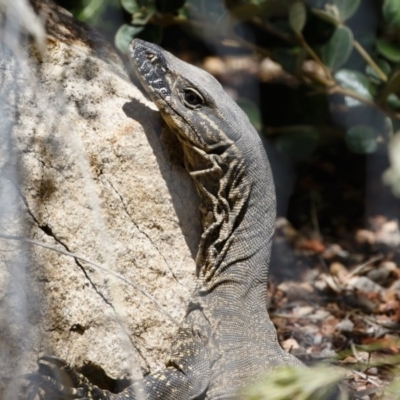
top-left (86, 0), bottom-right (400, 162)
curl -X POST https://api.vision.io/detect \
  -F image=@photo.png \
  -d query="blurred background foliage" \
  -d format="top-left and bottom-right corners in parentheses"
top-left (56, 0), bottom-right (400, 235)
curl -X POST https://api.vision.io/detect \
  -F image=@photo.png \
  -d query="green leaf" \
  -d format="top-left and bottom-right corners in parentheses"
top-left (289, 1), bottom-right (307, 34)
top-left (333, 0), bottom-right (360, 21)
top-left (258, 0), bottom-right (291, 18)
top-left (320, 26), bottom-right (353, 70)
top-left (248, 0), bottom-right (263, 4)
top-left (121, 0), bottom-right (156, 25)
top-left (311, 8), bottom-right (339, 25)
top-left (384, 368), bottom-right (400, 396)
top-left (335, 69), bottom-right (374, 101)
top-left (115, 24), bottom-right (144, 53)
top-left (380, 69), bottom-right (400, 102)
top-left (383, 135), bottom-right (400, 198)
top-left (345, 125), bottom-right (378, 154)
top-left (121, 0), bottom-right (142, 14)
top-left (383, 0), bottom-right (400, 29)
top-left (77, 0), bottom-right (108, 22)
top-left (274, 126), bottom-right (319, 160)
top-left (376, 38), bottom-right (400, 63)
top-left (366, 59), bottom-right (391, 84)
top-left (132, 7), bottom-right (156, 25)
top-left (387, 93), bottom-right (400, 110)
top-left (244, 365), bottom-right (345, 400)
top-left (228, 4), bottom-right (262, 21)
top-left (177, 6), bottom-right (189, 19)
top-left (156, 0), bottom-right (185, 13)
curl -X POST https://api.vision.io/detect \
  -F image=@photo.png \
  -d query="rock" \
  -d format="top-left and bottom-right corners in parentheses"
top-left (347, 276), bottom-right (385, 295)
top-left (0, 0), bottom-right (200, 396)
top-left (335, 318), bottom-right (354, 333)
top-left (282, 338), bottom-right (299, 352)
top-left (375, 220), bottom-right (400, 248)
top-left (355, 229), bottom-right (375, 245)
top-left (322, 243), bottom-right (349, 259)
top-left (366, 266), bottom-right (391, 284)
top-left (329, 262), bottom-right (349, 284)
top-left (277, 282), bottom-right (314, 302)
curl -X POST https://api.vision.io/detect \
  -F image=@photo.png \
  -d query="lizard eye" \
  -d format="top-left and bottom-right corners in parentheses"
top-left (183, 88), bottom-right (204, 109)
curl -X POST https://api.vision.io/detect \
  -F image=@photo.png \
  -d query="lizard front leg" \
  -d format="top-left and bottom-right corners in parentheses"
top-left (26, 324), bottom-right (210, 400)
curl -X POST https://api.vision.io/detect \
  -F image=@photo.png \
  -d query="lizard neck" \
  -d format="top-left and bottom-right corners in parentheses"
top-left (181, 136), bottom-right (276, 302)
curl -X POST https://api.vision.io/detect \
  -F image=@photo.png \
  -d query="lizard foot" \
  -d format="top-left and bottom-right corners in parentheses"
top-left (23, 355), bottom-right (112, 400)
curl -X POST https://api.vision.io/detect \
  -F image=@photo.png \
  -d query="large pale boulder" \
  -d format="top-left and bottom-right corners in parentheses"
top-left (0, 0), bottom-right (200, 397)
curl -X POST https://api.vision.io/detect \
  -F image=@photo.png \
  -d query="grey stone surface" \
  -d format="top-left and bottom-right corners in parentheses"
top-left (0, 0), bottom-right (200, 396)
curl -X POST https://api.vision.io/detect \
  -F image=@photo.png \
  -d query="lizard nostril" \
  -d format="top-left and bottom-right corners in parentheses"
top-left (145, 51), bottom-right (158, 63)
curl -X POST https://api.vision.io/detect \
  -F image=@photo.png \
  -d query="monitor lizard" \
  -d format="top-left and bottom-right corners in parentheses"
top-left (30, 39), bottom-right (303, 400)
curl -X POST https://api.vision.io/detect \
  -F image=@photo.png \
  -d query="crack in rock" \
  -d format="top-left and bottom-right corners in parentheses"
top-left (105, 177), bottom-right (184, 286)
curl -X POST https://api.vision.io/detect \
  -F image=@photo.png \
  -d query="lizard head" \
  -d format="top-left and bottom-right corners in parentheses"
top-left (129, 39), bottom-right (256, 155)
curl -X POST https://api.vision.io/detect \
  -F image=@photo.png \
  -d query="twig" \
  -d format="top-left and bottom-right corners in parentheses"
top-left (298, 35), bottom-right (334, 84)
top-left (252, 17), bottom-right (293, 44)
top-left (329, 86), bottom-right (400, 120)
top-left (351, 370), bottom-right (381, 387)
top-left (350, 342), bottom-right (363, 363)
top-left (354, 40), bottom-right (387, 82)
top-left (0, 233), bottom-right (180, 326)
top-left (345, 254), bottom-right (384, 281)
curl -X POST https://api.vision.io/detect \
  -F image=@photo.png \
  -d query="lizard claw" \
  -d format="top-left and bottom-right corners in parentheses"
top-left (22, 355), bottom-right (112, 399)
top-left (38, 355), bottom-right (90, 387)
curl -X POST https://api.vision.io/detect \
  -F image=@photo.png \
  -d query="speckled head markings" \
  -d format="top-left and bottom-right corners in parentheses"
top-left (130, 39), bottom-right (245, 154)
top-left (130, 40), bottom-right (171, 101)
